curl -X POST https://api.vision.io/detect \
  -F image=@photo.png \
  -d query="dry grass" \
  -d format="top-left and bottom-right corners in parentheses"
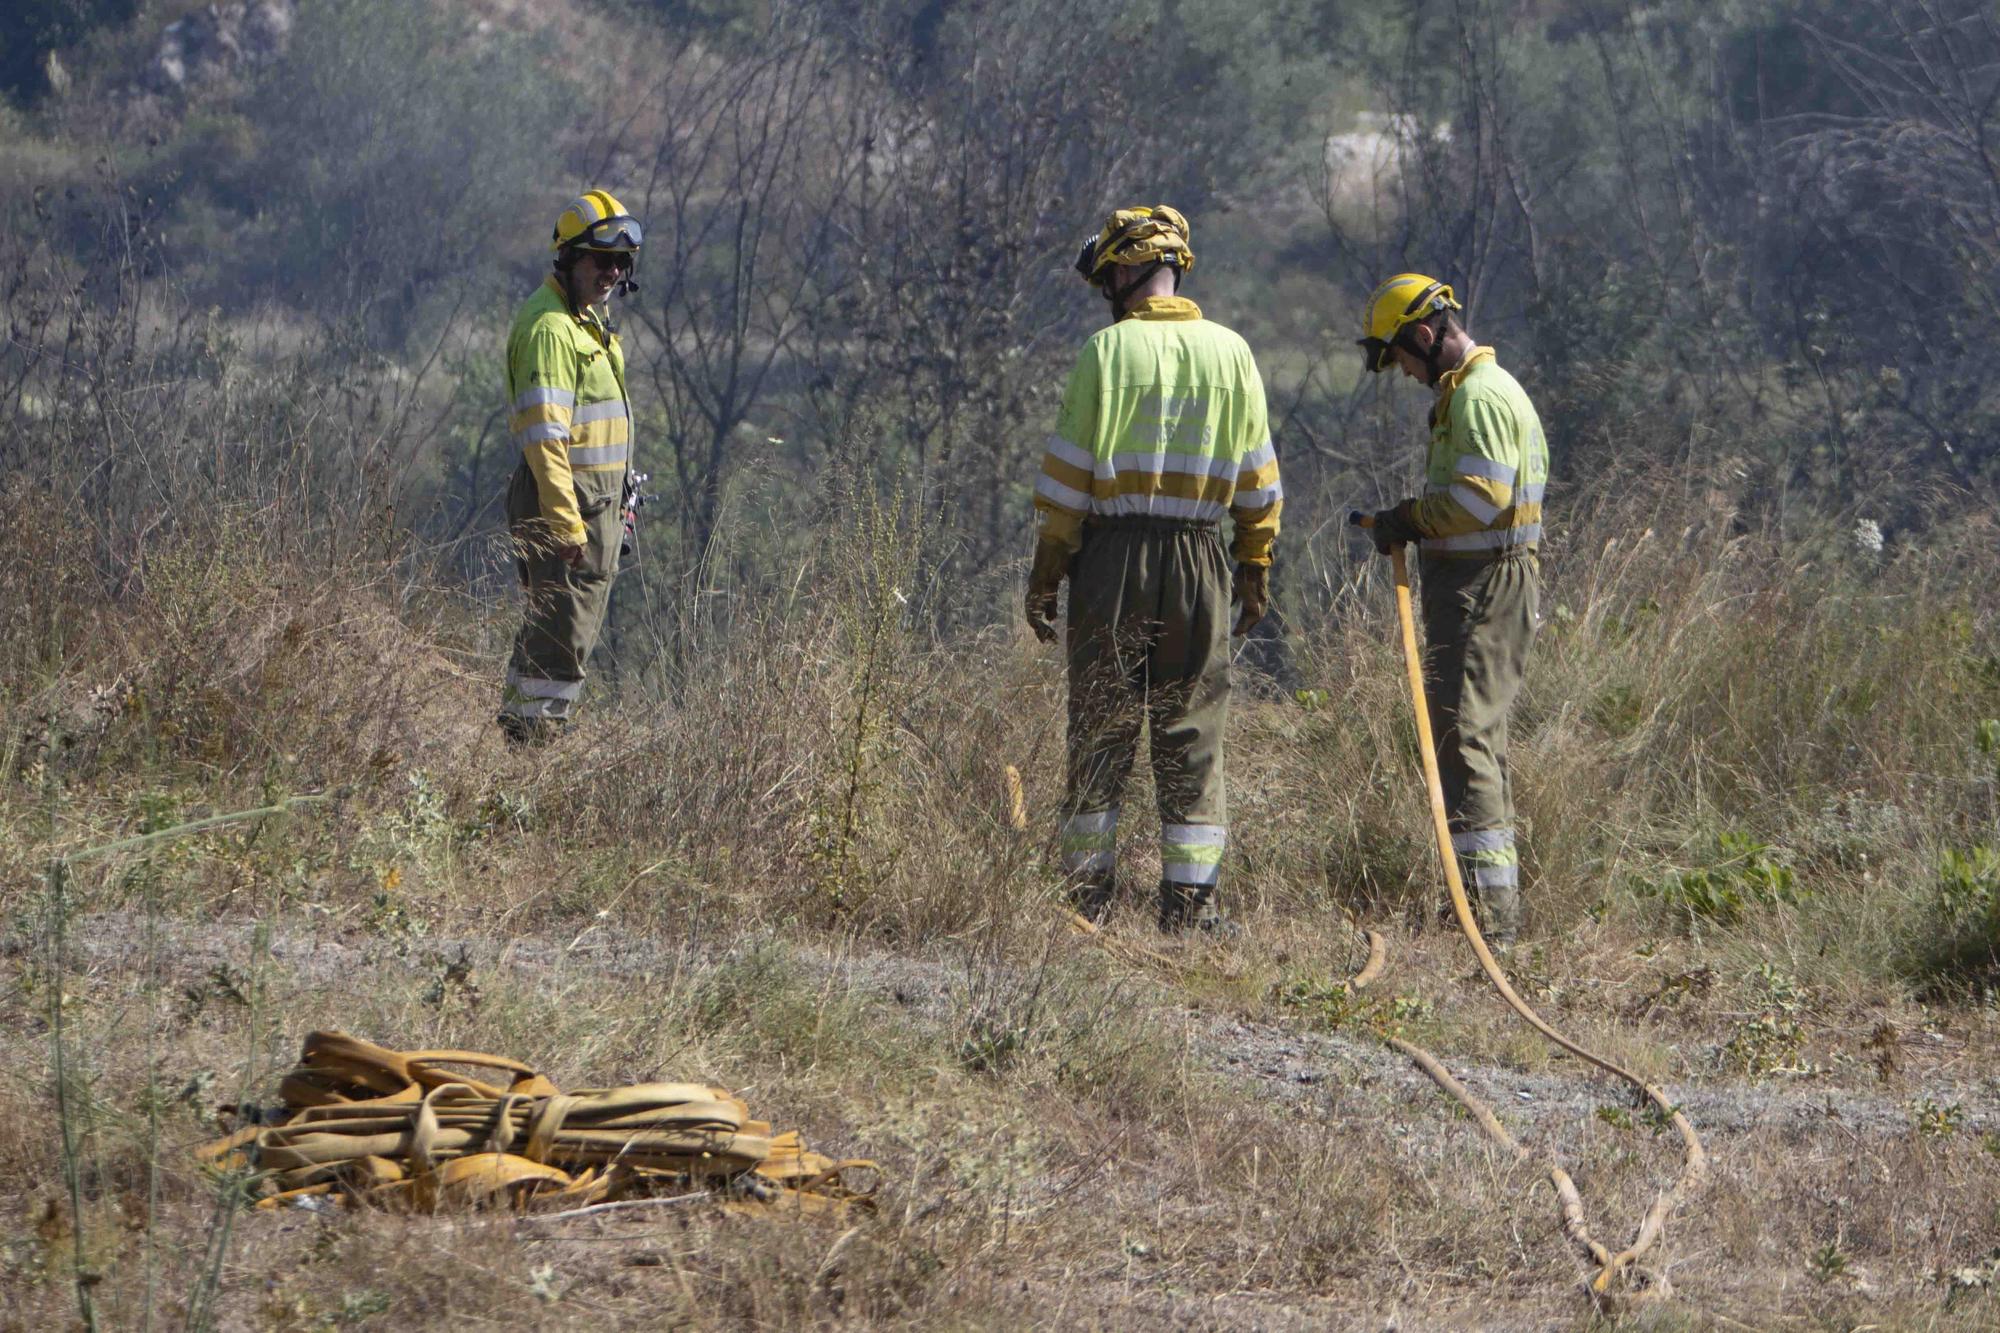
top-left (7, 458), bottom-right (2000, 1330)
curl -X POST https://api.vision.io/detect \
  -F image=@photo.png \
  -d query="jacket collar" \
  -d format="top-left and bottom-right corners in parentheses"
top-left (1121, 294), bottom-right (1203, 322)
top-left (543, 274), bottom-right (614, 339)
top-left (1434, 344), bottom-right (1495, 412)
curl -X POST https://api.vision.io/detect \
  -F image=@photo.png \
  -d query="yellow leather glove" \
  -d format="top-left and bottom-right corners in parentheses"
top-left (1369, 501), bottom-right (1423, 554)
top-left (1232, 563), bottom-right (1269, 637)
top-left (1024, 537), bottom-right (1070, 644)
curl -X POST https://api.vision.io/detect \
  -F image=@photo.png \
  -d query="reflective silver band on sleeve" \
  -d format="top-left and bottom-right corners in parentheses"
top-left (1237, 438), bottom-right (1277, 472)
top-left (513, 385), bottom-right (577, 411)
top-left (1448, 484), bottom-right (1502, 525)
top-left (1454, 455), bottom-right (1517, 483)
top-left (1035, 472), bottom-right (1092, 511)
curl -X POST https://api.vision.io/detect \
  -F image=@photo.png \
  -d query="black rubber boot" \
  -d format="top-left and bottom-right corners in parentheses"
top-left (1068, 872), bottom-right (1115, 925)
top-left (1158, 879), bottom-right (1236, 936)
top-left (1473, 883), bottom-right (1522, 948)
top-left (497, 713), bottom-right (561, 747)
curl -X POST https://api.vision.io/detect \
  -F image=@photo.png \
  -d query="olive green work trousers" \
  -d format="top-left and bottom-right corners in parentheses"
top-left (500, 461), bottom-right (625, 728)
top-left (1419, 550), bottom-right (1540, 939)
top-left (1059, 517), bottom-right (1233, 902)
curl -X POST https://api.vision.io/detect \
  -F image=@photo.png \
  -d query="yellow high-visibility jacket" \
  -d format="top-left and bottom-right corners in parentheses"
top-left (1033, 295), bottom-right (1282, 567)
top-left (505, 276), bottom-right (632, 545)
top-left (1408, 346), bottom-right (1548, 558)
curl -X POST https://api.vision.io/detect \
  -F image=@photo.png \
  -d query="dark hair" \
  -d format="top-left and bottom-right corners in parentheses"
top-left (1395, 309), bottom-right (1460, 353)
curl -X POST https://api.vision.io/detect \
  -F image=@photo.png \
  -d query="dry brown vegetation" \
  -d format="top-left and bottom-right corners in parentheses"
top-left (7, 457), bottom-right (2000, 1328)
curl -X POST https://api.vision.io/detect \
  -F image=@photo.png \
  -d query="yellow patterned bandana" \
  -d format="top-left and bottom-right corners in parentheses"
top-left (1075, 205), bottom-right (1194, 285)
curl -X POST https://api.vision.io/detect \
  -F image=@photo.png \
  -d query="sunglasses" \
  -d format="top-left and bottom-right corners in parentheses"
top-left (580, 249), bottom-right (635, 271)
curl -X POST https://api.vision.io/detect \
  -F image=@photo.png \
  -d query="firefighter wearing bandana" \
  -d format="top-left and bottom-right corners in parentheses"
top-left (1025, 205), bottom-right (1283, 932)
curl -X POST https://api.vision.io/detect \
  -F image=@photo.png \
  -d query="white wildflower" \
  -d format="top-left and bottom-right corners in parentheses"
top-left (1853, 518), bottom-right (1884, 555)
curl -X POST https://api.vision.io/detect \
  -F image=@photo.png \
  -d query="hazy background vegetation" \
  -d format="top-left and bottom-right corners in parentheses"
top-left (8, 0), bottom-right (1994, 638)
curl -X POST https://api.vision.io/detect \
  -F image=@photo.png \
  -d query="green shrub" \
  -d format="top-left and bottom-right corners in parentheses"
top-left (1635, 832), bottom-right (1803, 929)
top-left (0, 0), bottom-right (137, 105)
top-left (1906, 845), bottom-right (2000, 990)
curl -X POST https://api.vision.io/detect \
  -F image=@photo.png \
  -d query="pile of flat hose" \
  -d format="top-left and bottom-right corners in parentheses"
top-left (196, 1031), bottom-right (877, 1215)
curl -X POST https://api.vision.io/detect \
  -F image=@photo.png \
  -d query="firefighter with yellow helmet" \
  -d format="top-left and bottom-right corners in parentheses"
top-left (1025, 205), bottom-right (1283, 931)
top-left (1360, 273), bottom-right (1549, 943)
top-left (497, 190), bottom-right (643, 743)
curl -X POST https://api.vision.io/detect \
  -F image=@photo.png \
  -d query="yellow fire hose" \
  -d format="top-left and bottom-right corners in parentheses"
top-left (1051, 529), bottom-right (1710, 1299)
top-left (197, 1031), bottom-right (877, 1215)
top-left (1356, 516), bottom-right (1708, 1296)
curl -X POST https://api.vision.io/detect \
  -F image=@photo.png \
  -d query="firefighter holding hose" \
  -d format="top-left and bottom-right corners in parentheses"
top-left (1358, 274), bottom-right (1548, 943)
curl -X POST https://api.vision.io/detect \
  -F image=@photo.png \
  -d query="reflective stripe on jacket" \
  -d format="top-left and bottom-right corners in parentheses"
top-left (505, 275), bottom-right (631, 545)
top-left (1033, 295), bottom-right (1282, 567)
top-left (1408, 346), bottom-right (1547, 558)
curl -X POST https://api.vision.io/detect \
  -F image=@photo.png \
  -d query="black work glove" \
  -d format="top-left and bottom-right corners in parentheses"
top-left (1024, 536), bottom-right (1070, 644)
top-left (1232, 563), bottom-right (1269, 637)
top-left (1369, 501), bottom-right (1423, 555)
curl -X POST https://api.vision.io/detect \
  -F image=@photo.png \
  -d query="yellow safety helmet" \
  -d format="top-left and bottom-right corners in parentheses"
top-left (550, 189), bottom-right (643, 253)
top-left (1357, 272), bottom-right (1461, 372)
top-left (1073, 204), bottom-right (1194, 286)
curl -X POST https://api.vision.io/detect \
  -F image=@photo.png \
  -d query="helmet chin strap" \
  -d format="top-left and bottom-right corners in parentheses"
top-left (1104, 261), bottom-right (1168, 319)
top-left (559, 251), bottom-right (640, 313)
top-left (1397, 315), bottom-right (1450, 385)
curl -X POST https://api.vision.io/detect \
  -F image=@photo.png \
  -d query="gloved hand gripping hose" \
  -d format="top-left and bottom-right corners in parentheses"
top-left (1350, 512), bottom-right (1708, 1297)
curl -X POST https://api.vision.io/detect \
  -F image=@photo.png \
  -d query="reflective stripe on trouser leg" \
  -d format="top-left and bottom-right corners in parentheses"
top-left (1161, 823), bottom-right (1226, 886)
top-left (500, 668), bottom-right (583, 721)
top-left (1060, 807), bottom-right (1119, 875)
top-left (1421, 555), bottom-right (1537, 860)
top-left (1065, 519), bottom-right (1231, 895)
top-left (1424, 555), bottom-right (1536, 936)
top-left (1452, 827), bottom-right (1518, 891)
top-left (503, 460), bottom-right (624, 720)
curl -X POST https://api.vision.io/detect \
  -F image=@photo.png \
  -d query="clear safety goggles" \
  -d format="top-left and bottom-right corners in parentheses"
top-left (575, 213), bottom-right (643, 251)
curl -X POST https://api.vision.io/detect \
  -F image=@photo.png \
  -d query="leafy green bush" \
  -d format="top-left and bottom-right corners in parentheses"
top-left (1906, 845), bottom-right (2000, 990)
top-left (1635, 832), bottom-right (1804, 929)
top-left (1, 0), bottom-right (137, 105)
